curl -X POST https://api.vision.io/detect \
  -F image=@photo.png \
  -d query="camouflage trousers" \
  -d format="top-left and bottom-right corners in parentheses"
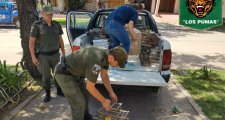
top-left (55, 73), bottom-right (89, 120)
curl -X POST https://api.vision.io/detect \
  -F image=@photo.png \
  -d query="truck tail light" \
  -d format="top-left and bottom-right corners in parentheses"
top-left (162, 49), bottom-right (172, 71)
top-left (72, 46), bottom-right (80, 52)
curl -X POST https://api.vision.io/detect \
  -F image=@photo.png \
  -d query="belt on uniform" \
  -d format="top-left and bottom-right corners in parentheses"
top-left (61, 69), bottom-right (73, 75)
top-left (62, 70), bottom-right (85, 79)
top-left (63, 70), bottom-right (84, 79)
top-left (38, 49), bottom-right (59, 56)
top-left (55, 64), bottom-right (85, 79)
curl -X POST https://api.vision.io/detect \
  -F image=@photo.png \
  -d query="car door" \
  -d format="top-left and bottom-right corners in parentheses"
top-left (66, 11), bottom-right (92, 47)
top-left (0, 3), bottom-right (10, 24)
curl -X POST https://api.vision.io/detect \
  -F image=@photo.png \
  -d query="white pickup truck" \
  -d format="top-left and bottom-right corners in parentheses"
top-left (66, 9), bottom-right (172, 91)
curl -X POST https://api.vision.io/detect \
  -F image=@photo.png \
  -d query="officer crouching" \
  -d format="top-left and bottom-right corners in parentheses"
top-left (54, 46), bottom-right (127, 120)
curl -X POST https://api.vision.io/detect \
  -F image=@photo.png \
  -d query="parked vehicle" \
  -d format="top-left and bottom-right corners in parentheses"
top-left (66, 9), bottom-right (172, 91)
top-left (0, 2), bottom-right (19, 28)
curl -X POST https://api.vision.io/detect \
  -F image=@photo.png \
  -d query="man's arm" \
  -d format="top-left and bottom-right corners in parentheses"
top-left (29, 37), bottom-right (39, 65)
top-left (127, 20), bottom-right (136, 41)
top-left (100, 69), bottom-right (117, 102)
top-left (86, 80), bottom-right (112, 110)
top-left (59, 35), bottom-right (65, 56)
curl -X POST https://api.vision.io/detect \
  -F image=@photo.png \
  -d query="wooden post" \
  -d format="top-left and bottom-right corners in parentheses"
top-left (151, 0), bottom-right (156, 13)
top-left (174, 0), bottom-right (179, 14)
top-left (154, 0), bottom-right (160, 16)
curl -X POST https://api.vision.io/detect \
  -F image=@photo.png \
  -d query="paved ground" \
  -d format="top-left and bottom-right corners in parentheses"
top-left (1, 13), bottom-right (224, 120)
top-left (11, 80), bottom-right (202, 120)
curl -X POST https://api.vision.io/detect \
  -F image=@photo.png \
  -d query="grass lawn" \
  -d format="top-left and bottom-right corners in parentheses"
top-left (53, 18), bottom-right (90, 26)
top-left (53, 18), bottom-right (66, 25)
top-left (172, 68), bottom-right (225, 120)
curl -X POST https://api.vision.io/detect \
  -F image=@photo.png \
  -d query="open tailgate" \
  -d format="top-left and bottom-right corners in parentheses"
top-left (97, 56), bottom-right (167, 87)
top-left (98, 70), bottom-right (167, 87)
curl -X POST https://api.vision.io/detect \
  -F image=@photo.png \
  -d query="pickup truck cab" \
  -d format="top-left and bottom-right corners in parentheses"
top-left (66, 9), bottom-right (172, 90)
top-left (0, 2), bottom-right (19, 28)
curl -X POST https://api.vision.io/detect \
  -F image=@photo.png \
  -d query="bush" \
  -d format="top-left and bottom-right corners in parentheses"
top-left (0, 60), bottom-right (29, 107)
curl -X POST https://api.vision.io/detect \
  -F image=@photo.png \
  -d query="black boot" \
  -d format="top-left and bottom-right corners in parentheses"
top-left (43, 89), bottom-right (51, 102)
top-left (84, 113), bottom-right (94, 120)
top-left (57, 87), bottom-right (64, 97)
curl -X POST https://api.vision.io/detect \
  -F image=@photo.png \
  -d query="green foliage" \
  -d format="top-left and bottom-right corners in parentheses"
top-left (190, 66), bottom-right (212, 80)
top-left (0, 60), bottom-right (21, 91)
top-left (173, 68), bottom-right (225, 120)
top-left (0, 60), bottom-right (29, 107)
top-left (68, 0), bottom-right (86, 10)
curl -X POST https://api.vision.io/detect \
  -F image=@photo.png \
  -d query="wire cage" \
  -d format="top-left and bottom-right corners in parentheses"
top-left (98, 103), bottom-right (129, 120)
top-left (139, 30), bottom-right (160, 66)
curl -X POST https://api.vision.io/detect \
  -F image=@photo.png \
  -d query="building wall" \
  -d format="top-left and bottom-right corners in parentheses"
top-left (159, 0), bottom-right (175, 12)
top-left (84, 0), bottom-right (129, 11)
top-left (54, 0), bottom-right (64, 12)
top-left (84, 0), bottom-right (98, 11)
top-left (36, 0), bottom-right (64, 12)
top-left (108, 0), bottom-right (125, 8)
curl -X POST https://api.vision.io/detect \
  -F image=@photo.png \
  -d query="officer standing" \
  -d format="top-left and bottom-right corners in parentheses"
top-left (29, 5), bottom-right (65, 102)
top-left (54, 46), bottom-right (128, 120)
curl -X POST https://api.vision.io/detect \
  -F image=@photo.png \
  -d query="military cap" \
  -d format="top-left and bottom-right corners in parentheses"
top-left (42, 5), bottom-right (53, 14)
top-left (110, 46), bottom-right (128, 68)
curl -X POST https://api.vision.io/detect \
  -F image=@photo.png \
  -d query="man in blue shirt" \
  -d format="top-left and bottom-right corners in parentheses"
top-left (105, 4), bottom-right (143, 53)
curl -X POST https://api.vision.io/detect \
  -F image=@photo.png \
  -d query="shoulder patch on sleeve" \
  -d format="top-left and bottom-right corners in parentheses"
top-left (92, 64), bottom-right (101, 75)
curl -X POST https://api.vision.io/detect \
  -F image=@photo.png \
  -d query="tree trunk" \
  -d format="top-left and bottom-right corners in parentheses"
top-left (15, 0), bottom-right (41, 79)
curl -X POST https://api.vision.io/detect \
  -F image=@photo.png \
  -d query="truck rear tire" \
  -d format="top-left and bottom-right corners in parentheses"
top-left (13, 17), bottom-right (20, 28)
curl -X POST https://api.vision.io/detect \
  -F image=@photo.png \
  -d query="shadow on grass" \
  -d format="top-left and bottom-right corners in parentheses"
top-left (171, 52), bottom-right (225, 70)
top-left (174, 69), bottom-right (225, 120)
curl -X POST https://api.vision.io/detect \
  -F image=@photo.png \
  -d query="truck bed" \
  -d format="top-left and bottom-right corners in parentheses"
top-left (97, 56), bottom-right (167, 87)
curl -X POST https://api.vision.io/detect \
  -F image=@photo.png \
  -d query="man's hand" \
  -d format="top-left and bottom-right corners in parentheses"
top-left (109, 92), bottom-right (117, 103)
top-left (102, 99), bottom-right (112, 111)
top-left (31, 57), bottom-right (39, 66)
top-left (131, 36), bottom-right (137, 42)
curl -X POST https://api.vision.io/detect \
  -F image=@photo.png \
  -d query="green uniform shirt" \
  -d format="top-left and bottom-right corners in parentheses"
top-left (30, 19), bottom-right (63, 52)
top-left (66, 47), bottom-right (109, 83)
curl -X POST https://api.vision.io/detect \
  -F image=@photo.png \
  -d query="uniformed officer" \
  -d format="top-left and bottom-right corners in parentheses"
top-left (29, 5), bottom-right (65, 102)
top-left (54, 46), bottom-right (128, 120)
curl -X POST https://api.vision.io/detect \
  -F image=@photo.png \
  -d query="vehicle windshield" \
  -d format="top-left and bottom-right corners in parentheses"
top-left (0, 3), bottom-right (8, 11)
top-left (70, 13), bottom-right (91, 29)
top-left (94, 11), bottom-right (151, 30)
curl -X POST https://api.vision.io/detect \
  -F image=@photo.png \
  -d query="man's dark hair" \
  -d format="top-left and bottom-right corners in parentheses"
top-left (126, 3), bottom-right (143, 10)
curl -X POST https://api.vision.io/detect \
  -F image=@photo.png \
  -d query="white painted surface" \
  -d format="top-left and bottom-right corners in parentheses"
top-left (98, 70), bottom-right (167, 86)
top-left (97, 56), bottom-right (166, 87)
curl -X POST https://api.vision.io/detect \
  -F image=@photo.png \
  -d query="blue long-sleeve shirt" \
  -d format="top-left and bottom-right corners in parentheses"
top-left (107, 5), bottom-right (138, 25)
